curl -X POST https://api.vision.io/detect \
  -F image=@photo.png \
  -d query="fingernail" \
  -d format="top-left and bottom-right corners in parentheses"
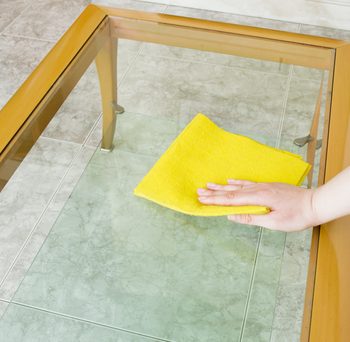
top-left (227, 179), bottom-right (235, 184)
top-left (197, 188), bottom-right (206, 194)
top-left (198, 196), bottom-right (209, 202)
top-left (207, 182), bottom-right (217, 187)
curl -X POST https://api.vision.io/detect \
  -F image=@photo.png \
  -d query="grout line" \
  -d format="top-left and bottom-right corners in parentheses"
top-left (82, 112), bottom-right (103, 147)
top-left (40, 135), bottom-right (82, 147)
top-left (0, 32), bottom-right (55, 43)
top-left (137, 49), bottom-right (290, 78)
top-left (267, 233), bottom-right (288, 340)
top-left (8, 300), bottom-right (173, 342)
top-left (0, 2), bottom-right (31, 35)
top-left (275, 62), bottom-right (294, 149)
top-left (238, 61), bottom-right (294, 341)
top-left (238, 228), bottom-right (263, 341)
top-left (0, 142), bottom-right (90, 291)
top-left (116, 0), bottom-right (168, 87)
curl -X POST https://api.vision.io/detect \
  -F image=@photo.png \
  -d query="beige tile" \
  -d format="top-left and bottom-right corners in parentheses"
top-left (0, 35), bottom-right (53, 108)
top-left (119, 54), bottom-right (288, 141)
top-left (141, 43), bottom-right (291, 75)
top-left (0, 0), bottom-right (28, 33)
top-left (0, 138), bottom-right (80, 284)
top-left (0, 147), bottom-right (95, 301)
top-left (165, 5), bottom-right (300, 32)
top-left (42, 65), bottom-right (102, 144)
top-left (279, 76), bottom-right (323, 154)
top-left (3, 0), bottom-right (90, 41)
top-left (92, 0), bottom-right (166, 11)
top-left (300, 24), bottom-right (350, 40)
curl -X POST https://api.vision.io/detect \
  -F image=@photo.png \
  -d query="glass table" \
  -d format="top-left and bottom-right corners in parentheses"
top-left (0, 4), bottom-right (350, 341)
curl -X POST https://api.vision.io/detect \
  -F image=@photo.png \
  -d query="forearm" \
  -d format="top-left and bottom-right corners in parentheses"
top-left (312, 166), bottom-right (350, 225)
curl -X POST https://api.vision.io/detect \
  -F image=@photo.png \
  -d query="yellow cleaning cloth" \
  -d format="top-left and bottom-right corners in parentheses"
top-left (134, 113), bottom-right (311, 216)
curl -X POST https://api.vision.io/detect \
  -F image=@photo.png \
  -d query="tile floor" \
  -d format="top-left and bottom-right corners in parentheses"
top-left (0, 0), bottom-right (349, 341)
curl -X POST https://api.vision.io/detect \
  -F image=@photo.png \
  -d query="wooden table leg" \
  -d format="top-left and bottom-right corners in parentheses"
top-left (95, 21), bottom-right (124, 151)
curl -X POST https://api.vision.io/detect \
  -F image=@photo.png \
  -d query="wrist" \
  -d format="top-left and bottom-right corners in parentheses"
top-left (304, 188), bottom-right (321, 228)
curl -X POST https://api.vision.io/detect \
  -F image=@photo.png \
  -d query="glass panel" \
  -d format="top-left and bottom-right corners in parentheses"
top-left (0, 32), bottom-right (330, 341)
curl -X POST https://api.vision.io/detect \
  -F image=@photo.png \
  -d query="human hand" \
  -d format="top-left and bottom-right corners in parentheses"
top-left (197, 179), bottom-right (318, 232)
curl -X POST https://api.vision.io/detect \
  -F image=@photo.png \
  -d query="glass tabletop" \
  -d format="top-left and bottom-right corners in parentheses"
top-left (0, 6), bottom-right (333, 342)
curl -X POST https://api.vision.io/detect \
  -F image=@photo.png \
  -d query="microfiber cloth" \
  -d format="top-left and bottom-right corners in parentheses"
top-left (134, 113), bottom-right (311, 216)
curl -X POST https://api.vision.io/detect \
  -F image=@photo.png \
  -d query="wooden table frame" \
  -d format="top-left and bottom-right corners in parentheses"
top-left (0, 4), bottom-right (349, 341)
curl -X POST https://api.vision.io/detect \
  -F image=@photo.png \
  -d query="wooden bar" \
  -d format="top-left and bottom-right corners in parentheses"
top-left (309, 44), bottom-right (350, 342)
top-left (0, 16), bottom-right (109, 189)
top-left (101, 6), bottom-right (347, 49)
top-left (111, 18), bottom-right (333, 69)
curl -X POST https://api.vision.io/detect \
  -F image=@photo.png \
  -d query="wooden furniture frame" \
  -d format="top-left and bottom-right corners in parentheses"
top-left (0, 4), bottom-right (349, 341)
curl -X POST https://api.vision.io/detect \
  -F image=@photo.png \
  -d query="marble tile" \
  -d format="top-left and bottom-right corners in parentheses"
top-left (160, 0), bottom-right (350, 30)
top-left (12, 149), bottom-right (260, 341)
top-left (277, 230), bottom-right (312, 286)
top-left (3, 0), bottom-right (90, 42)
top-left (270, 284), bottom-right (306, 341)
top-left (119, 54), bottom-right (288, 137)
top-left (0, 303), bottom-right (162, 342)
top-left (241, 230), bottom-right (286, 342)
top-left (177, 112), bottom-right (278, 148)
top-left (165, 5), bottom-right (300, 32)
top-left (0, 0), bottom-right (28, 33)
top-left (117, 39), bottom-right (144, 80)
top-left (42, 65), bottom-right (101, 144)
top-left (139, 6), bottom-right (298, 76)
top-left (0, 300), bottom-right (8, 319)
top-left (86, 112), bottom-right (178, 156)
top-left (269, 230), bottom-right (312, 342)
top-left (41, 38), bottom-right (142, 145)
top-left (141, 43), bottom-right (291, 76)
top-left (0, 147), bottom-right (95, 301)
top-left (300, 23), bottom-right (350, 40)
top-left (92, 0), bottom-right (166, 12)
top-left (0, 35), bottom-right (53, 108)
top-left (0, 138), bottom-right (80, 284)
top-left (279, 76), bottom-right (323, 154)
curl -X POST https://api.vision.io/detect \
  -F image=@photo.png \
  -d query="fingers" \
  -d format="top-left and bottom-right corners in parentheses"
top-left (227, 179), bottom-right (255, 186)
top-left (227, 213), bottom-right (277, 230)
top-left (206, 180), bottom-right (255, 191)
top-left (198, 190), bottom-right (263, 206)
top-left (197, 189), bottom-right (233, 196)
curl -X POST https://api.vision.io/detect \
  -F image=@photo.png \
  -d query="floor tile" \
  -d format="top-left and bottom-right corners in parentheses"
top-left (0, 0), bottom-right (28, 33)
top-left (164, 5), bottom-right (300, 32)
top-left (143, 6), bottom-right (297, 75)
top-left (92, 0), bottom-right (166, 12)
top-left (0, 147), bottom-right (95, 301)
top-left (12, 148), bottom-right (260, 341)
top-left (300, 24), bottom-right (350, 40)
top-left (177, 112), bottom-right (278, 148)
top-left (86, 112), bottom-right (178, 156)
top-left (42, 65), bottom-right (101, 144)
top-left (3, 0), bottom-right (90, 42)
top-left (0, 303), bottom-right (163, 342)
top-left (141, 43), bottom-right (291, 76)
top-left (241, 230), bottom-right (286, 342)
top-left (0, 300), bottom-right (8, 319)
top-left (41, 38), bottom-right (142, 145)
top-left (270, 284), bottom-right (306, 341)
top-left (0, 35), bottom-right (53, 108)
top-left (160, 0), bottom-right (350, 30)
top-left (279, 76), bottom-right (323, 154)
top-left (119, 54), bottom-right (288, 137)
top-left (0, 138), bottom-right (80, 283)
top-left (270, 230), bottom-right (312, 341)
